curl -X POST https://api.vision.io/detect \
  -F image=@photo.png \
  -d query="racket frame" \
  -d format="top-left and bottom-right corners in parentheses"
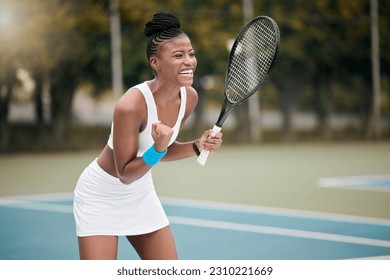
top-left (197, 15), bottom-right (280, 166)
top-left (216, 15), bottom-right (280, 128)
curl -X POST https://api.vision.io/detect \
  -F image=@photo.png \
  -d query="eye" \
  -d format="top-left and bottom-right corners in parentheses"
top-left (174, 53), bottom-right (184, 58)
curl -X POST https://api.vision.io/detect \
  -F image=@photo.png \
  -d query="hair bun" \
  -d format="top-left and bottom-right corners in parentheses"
top-left (144, 11), bottom-right (181, 37)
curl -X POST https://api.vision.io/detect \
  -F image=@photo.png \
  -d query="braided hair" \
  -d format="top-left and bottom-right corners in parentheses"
top-left (144, 11), bottom-right (186, 61)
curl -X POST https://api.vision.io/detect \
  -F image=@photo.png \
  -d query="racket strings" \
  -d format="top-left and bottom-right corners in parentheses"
top-left (226, 19), bottom-right (279, 103)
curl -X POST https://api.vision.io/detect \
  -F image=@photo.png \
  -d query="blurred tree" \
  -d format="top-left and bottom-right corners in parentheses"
top-left (269, 0), bottom-right (311, 140)
top-left (268, 0), bottom-right (389, 140)
top-left (0, 0), bottom-right (109, 145)
top-left (0, 0), bottom-right (24, 150)
top-left (0, 63), bottom-right (16, 151)
top-left (0, 0), bottom-right (389, 152)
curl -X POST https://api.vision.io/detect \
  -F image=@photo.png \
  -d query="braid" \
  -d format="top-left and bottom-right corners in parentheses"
top-left (144, 12), bottom-right (186, 60)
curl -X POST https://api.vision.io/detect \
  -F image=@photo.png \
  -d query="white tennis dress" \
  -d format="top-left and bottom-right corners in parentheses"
top-left (73, 82), bottom-right (187, 237)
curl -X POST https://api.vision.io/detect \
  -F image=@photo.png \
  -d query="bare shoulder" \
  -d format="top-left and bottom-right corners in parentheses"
top-left (182, 86), bottom-right (198, 119)
top-left (115, 87), bottom-right (145, 113)
top-left (184, 86), bottom-right (198, 108)
top-left (114, 87), bottom-right (146, 127)
top-left (185, 86), bottom-right (198, 100)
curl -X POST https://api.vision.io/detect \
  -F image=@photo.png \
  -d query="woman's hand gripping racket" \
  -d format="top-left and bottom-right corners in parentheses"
top-left (197, 16), bottom-right (280, 166)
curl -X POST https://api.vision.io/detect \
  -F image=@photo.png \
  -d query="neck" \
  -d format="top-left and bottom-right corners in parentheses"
top-left (147, 79), bottom-right (181, 105)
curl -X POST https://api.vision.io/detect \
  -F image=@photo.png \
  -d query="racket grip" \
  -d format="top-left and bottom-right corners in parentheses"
top-left (197, 125), bottom-right (222, 166)
top-left (197, 149), bottom-right (210, 166)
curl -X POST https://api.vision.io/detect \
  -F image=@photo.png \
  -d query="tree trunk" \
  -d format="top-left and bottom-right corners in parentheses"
top-left (0, 74), bottom-right (14, 152)
top-left (314, 80), bottom-right (333, 140)
top-left (49, 63), bottom-right (77, 146)
top-left (235, 103), bottom-right (251, 143)
top-left (33, 71), bottom-right (45, 127)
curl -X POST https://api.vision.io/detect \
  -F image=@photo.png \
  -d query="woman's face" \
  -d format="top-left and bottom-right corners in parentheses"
top-left (152, 35), bottom-right (197, 87)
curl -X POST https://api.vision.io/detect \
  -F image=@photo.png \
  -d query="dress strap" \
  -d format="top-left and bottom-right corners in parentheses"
top-left (174, 87), bottom-right (187, 130)
top-left (135, 82), bottom-right (158, 122)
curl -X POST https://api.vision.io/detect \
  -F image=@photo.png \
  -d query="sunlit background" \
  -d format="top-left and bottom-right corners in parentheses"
top-left (0, 0), bottom-right (390, 261)
top-left (0, 0), bottom-right (389, 152)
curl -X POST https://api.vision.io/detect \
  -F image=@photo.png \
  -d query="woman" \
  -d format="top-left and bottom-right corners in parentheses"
top-left (73, 11), bottom-right (223, 260)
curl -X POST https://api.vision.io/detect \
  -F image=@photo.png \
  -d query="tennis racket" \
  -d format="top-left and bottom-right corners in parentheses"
top-left (197, 15), bottom-right (280, 166)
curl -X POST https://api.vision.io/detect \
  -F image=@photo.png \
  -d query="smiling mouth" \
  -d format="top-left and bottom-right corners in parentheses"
top-left (179, 69), bottom-right (194, 76)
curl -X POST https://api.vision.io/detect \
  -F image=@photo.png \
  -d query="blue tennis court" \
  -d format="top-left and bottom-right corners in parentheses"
top-left (1, 143), bottom-right (389, 260)
top-left (1, 192), bottom-right (389, 260)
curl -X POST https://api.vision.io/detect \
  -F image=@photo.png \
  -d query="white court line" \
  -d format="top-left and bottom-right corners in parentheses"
top-left (0, 199), bottom-right (73, 213)
top-left (160, 196), bottom-right (390, 226)
top-left (0, 193), bottom-right (390, 248)
top-left (318, 174), bottom-right (390, 192)
top-left (169, 216), bottom-right (390, 249)
top-left (1, 192), bottom-right (390, 225)
top-left (351, 255), bottom-right (390, 260)
top-left (1, 199), bottom-right (389, 249)
top-left (0, 192), bottom-right (73, 202)
top-left (0, 193), bottom-right (73, 213)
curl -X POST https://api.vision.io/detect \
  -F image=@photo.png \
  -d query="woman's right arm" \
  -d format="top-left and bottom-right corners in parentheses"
top-left (112, 89), bottom-right (152, 184)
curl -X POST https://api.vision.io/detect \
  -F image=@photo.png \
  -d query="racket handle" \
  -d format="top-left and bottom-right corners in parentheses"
top-left (197, 125), bottom-right (222, 166)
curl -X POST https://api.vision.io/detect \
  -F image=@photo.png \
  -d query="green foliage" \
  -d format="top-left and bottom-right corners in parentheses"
top-left (0, 0), bottom-right (389, 146)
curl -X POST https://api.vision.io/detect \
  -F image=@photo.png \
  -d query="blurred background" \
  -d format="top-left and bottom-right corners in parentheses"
top-left (1, 0), bottom-right (390, 261)
top-left (0, 0), bottom-right (389, 153)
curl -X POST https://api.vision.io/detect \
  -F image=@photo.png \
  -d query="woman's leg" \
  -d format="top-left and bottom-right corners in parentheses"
top-left (78, 236), bottom-right (118, 260)
top-left (126, 226), bottom-right (178, 260)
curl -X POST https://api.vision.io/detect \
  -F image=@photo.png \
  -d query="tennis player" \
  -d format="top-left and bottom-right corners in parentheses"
top-left (73, 11), bottom-right (223, 260)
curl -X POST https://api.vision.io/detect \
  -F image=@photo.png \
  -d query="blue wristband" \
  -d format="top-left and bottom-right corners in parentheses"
top-left (142, 144), bottom-right (167, 166)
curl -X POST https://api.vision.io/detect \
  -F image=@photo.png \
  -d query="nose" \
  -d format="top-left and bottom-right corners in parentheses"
top-left (184, 55), bottom-right (196, 66)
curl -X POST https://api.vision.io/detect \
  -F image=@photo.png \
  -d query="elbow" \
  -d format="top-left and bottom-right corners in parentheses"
top-left (116, 160), bottom-right (150, 185)
top-left (117, 171), bottom-right (144, 185)
top-left (117, 174), bottom-right (135, 185)
top-left (118, 177), bottom-right (132, 185)
top-left (116, 169), bottom-right (133, 184)
top-left (116, 163), bottom-right (136, 185)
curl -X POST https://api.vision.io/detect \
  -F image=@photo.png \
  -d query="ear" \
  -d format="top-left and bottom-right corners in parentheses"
top-left (150, 57), bottom-right (160, 72)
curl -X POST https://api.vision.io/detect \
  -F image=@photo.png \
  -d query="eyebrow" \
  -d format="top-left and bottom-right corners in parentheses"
top-left (172, 49), bottom-right (195, 54)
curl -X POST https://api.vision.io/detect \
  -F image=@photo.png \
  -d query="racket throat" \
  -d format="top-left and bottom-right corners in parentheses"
top-left (215, 102), bottom-right (237, 127)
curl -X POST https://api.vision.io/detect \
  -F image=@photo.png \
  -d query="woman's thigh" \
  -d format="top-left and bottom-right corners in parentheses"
top-left (127, 226), bottom-right (178, 260)
top-left (78, 235), bottom-right (118, 260)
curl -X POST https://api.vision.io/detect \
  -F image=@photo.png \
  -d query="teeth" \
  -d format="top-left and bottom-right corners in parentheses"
top-left (180, 70), bottom-right (193, 75)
